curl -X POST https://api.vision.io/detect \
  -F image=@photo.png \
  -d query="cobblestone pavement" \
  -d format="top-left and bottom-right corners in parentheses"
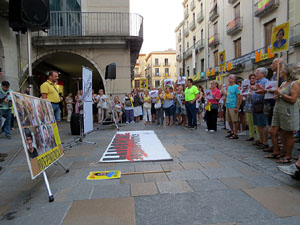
top-left (0, 121), bottom-right (300, 225)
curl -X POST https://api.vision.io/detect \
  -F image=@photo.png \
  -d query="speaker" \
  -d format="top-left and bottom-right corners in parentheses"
top-left (9, 0), bottom-right (50, 32)
top-left (70, 113), bottom-right (81, 135)
top-left (105, 63), bottom-right (116, 80)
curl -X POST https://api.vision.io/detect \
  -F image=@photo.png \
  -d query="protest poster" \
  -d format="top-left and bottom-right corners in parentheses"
top-left (241, 80), bottom-right (251, 95)
top-left (271, 22), bottom-right (290, 54)
top-left (149, 90), bottom-right (158, 98)
top-left (99, 130), bottom-right (172, 162)
top-left (87, 171), bottom-right (121, 180)
top-left (205, 89), bottom-right (213, 100)
top-left (164, 79), bottom-right (173, 87)
top-left (11, 92), bottom-right (63, 179)
top-left (140, 79), bottom-right (148, 89)
top-left (219, 50), bottom-right (226, 67)
top-left (177, 76), bottom-right (186, 85)
top-left (264, 80), bottom-right (277, 99)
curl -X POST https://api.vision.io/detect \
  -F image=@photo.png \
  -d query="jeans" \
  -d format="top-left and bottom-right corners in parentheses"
top-left (206, 108), bottom-right (218, 131)
top-left (185, 102), bottom-right (197, 127)
top-left (125, 109), bottom-right (134, 122)
top-left (51, 103), bottom-right (61, 122)
top-left (0, 109), bottom-right (11, 137)
top-left (155, 107), bottom-right (164, 125)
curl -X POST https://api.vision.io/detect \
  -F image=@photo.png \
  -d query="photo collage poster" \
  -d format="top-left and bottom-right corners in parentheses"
top-left (11, 92), bottom-right (64, 179)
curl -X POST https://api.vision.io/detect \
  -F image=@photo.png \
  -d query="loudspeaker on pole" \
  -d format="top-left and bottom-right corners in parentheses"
top-left (105, 63), bottom-right (116, 80)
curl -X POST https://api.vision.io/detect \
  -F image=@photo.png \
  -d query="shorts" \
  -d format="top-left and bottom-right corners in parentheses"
top-left (253, 112), bottom-right (267, 127)
top-left (271, 107), bottom-right (299, 131)
top-left (225, 108), bottom-right (238, 122)
top-left (176, 106), bottom-right (181, 115)
top-left (181, 107), bottom-right (186, 115)
top-left (164, 105), bottom-right (175, 117)
top-left (51, 103), bottom-right (61, 122)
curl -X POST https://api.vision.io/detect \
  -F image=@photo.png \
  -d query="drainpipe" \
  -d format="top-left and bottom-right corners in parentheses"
top-left (287, 0), bottom-right (289, 63)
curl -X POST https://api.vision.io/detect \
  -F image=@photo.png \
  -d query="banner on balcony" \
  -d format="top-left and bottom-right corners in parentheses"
top-left (257, 0), bottom-right (270, 12)
top-left (140, 79), bottom-right (148, 89)
top-left (219, 51), bottom-right (226, 67)
top-left (99, 130), bottom-right (172, 162)
top-left (271, 22), bottom-right (290, 54)
top-left (11, 92), bottom-right (63, 179)
top-left (227, 61), bottom-right (233, 71)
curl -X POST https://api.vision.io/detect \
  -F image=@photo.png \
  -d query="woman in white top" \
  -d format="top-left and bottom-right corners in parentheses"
top-left (96, 89), bottom-right (107, 123)
top-left (65, 93), bottom-right (74, 122)
top-left (113, 96), bottom-right (123, 124)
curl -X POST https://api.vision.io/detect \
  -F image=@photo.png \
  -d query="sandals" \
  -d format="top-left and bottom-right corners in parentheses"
top-left (276, 157), bottom-right (292, 164)
top-left (253, 141), bottom-right (261, 146)
top-left (263, 147), bottom-right (273, 152)
top-left (246, 137), bottom-right (254, 141)
top-left (229, 135), bottom-right (239, 139)
top-left (264, 153), bottom-right (280, 159)
top-left (225, 133), bottom-right (233, 138)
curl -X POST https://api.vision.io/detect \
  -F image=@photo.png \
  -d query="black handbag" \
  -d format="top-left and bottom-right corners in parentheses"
top-left (253, 102), bottom-right (264, 113)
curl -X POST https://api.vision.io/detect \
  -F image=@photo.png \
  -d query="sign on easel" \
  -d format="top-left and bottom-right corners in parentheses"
top-left (11, 92), bottom-right (64, 179)
top-left (82, 66), bottom-right (93, 134)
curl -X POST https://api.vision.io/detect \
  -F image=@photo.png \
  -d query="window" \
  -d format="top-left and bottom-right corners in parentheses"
top-left (155, 58), bottom-right (159, 66)
top-left (164, 58), bottom-right (169, 66)
top-left (193, 36), bottom-right (196, 46)
top-left (214, 22), bottom-right (218, 34)
top-left (135, 80), bottom-right (140, 89)
top-left (214, 50), bottom-right (218, 67)
top-left (264, 19), bottom-right (276, 48)
top-left (193, 13), bottom-right (195, 22)
top-left (201, 58), bottom-right (204, 72)
top-left (179, 45), bottom-right (182, 54)
top-left (187, 42), bottom-right (190, 49)
top-left (200, 2), bottom-right (203, 14)
top-left (187, 66), bottom-right (190, 76)
top-left (155, 80), bottom-right (160, 88)
top-left (155, 68), bottom-right (160, 76)
top-left (234, 3), bottom-right (240, 19)
top-left (193, 67), bottom-right (196, 75)
top-left (234, 38), bottom-right (242, 58)
top-left (201, 29), bottom-right (203, 41)
top-left (165, 68), bottom-right (169, 76)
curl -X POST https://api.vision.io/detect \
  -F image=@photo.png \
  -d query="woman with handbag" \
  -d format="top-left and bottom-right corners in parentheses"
top-left (206, 81), bottom-right (221, 132)
top-left (155, 88), bottom-right (164, 126)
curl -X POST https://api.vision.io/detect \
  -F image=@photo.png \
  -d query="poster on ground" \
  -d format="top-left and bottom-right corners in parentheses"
top-left (82, 66), bottom-right (93, 134)
top-left (271, 21), bottom-right (290, 54)
top-left (87, 171), bottom-right (121, 180)
top-left (99, 130), bottom-right (172, 162)
top-left (11, 92), bottom-right (63, 179)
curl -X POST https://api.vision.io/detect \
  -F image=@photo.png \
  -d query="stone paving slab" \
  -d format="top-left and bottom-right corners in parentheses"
top-left (166, 169), bottom-right (208, 181)
top-left (91, 184), bottom-right (130, 199)
top-left (156, 181), bottom-right (194, 194)
top-left (161, 162), bottom-right (184, 171)
top-left (200, 167), bottom-right (243, 179)
top-left (62, 198), bottom-right (136, 225)
top-left (244, 186), bottom-right (300, 217)
top-left (220, 177), bottom-right (254, 189)
top-left (134, 190), bottom-right (275, 225)
top-left (200, 161), bottom-right (224, 169)
top-left (134, 164), bottom-right (163, 172)
top-left (143, 172), bottom-right (169, 183)
top-left (180, 162), bottom-right (203, 170)
top-left (240, 217), bottom-right (300, 225)
top-left (120, 174), bottom-right (145, 184)
top-left (187, 179), bottom-right (228, 192)
top-left (131, 182), bottom-right (158, 197)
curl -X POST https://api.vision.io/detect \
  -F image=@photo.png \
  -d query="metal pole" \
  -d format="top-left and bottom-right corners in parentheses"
top-left (42, 171), bottom-right (54, 202)
top-left (27, 29), bottom-right (33, 95)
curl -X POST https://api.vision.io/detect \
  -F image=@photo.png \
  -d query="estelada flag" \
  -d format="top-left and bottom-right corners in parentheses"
top-left (271, 21), bottom-right (290, 54)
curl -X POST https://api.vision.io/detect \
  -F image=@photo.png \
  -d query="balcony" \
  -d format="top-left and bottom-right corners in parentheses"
top-left (163, 63), bottom-right (171, 67)
top-left (184, 8), bottom-right (189, 19)
top-left (176, 55), bottom-right (182, 62)
top-left (228, 0), bottom-right (238, 4)
top-left (134, 73), bottom-right (141, 78)
top-left (254, 0), bottom-right (279, 17)
top-left (226, 17), bottom-right (243, 35)
top-left (154, 72), bottom-right (161, 76)
top-left (190, 0), bottom-right (195, 11)
top-left (197, 12), bottom-right (204, 23)
top-left (195, 39), bottom-right (204, 52)
top-left (290, 23), bottom-right (300, 46)
top-left (153, 63), bottom-right (161, 67)
top-left (164, 73), bottom-right (171, 77)
top-left (208, 33), bottom-right (220, 48)
top-left (209, 5), bottom-right (219, 22)
top-left (190, 21), bottom-right (196, 31)
top-left (178, 34), bottom-right (182, 43)
top-left (184, 28), bottom-right (189, 37)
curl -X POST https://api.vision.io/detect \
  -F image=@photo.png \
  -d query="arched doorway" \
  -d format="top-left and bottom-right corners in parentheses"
top-left (30, 51), bottom-right (105, 97)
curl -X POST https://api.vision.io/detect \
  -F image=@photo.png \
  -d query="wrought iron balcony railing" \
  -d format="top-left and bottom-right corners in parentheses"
top-left (190, 21), bottom-right (196, 31)
top-left (208, 33), bottom-right (220, 48)
top-left (190, 0), bottom-right (195, 11)
top-left (184, 28), bottom-right (189, 37)
top-left (209, 5), bottom-right (219, 22)
top-left (228, 0), bottom-right (238, 4)
top-left (254, 0), bottom-right (279, 17)
top-left (47, 11), bottom-right (143, 38)
top-left (226, 17), bottom-right (243, 35)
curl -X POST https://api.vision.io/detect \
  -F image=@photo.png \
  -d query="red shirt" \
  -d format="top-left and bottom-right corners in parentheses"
top-left (208, 88), bottom-right (221, 104)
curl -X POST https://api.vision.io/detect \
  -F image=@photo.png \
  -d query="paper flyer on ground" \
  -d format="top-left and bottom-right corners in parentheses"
top-left (87, 171), bottom-right (121, 180)
top-left (11, 92), bottom-right (64, 179)
top-left (99, 130), bottom-right (172, 162)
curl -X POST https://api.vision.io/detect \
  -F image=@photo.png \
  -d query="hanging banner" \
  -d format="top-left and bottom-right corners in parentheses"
top-left (82, 66), bottom-right (93, 134)
top-left (11, 92), bottom-right (63, 179)
top-left (271, 21), bottom-right (290, 54)
top-left (192, 49), bottom-right (196, 69)
top-left (99, 130), bottom-right (172, 162)
top-left (140, 79), bottom-right (148, 89)
top-left (241, 80), bottom-right (251, 95)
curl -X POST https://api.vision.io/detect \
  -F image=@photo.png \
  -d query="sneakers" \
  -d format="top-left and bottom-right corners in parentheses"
top-left (131, 121), bottom-right (135, 124)
top-left (126, 121), bottom-right (129, 124)
top-left (0, 153), bottom-right (8, 157)
top-left (209, 130), bottom-right (216, 133)
top-left (205, 129), bottom-right (209, 132)
top-left (278, 164), bottom-right (299, 176)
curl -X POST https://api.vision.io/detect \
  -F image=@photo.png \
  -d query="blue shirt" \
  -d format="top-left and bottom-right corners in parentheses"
top-left (251, 77), bottom-right (268, 103)
top-left (0, 89), bottom-right (12, 110)
top-left (225, 84), bottom-right (240, 109)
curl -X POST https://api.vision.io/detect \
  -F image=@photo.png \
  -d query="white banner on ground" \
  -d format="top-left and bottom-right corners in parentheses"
top-left (99, 130), bottom-right (172, 162)
top-left (82, 66), bottom-right (93, 134)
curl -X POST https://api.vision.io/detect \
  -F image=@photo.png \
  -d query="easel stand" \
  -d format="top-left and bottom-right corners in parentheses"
top-left (43, 171), bottom-right (54, 202)
top-left (79, 112), bottom-right (96, 145)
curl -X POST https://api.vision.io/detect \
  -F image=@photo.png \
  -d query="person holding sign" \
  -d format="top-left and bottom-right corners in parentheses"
top-left (184, 79), bottom-right (199, 129)
top-left (0, 81), bottom-right (13, 139)
top-left (206, 81), bottom-right (221, 132)
top-left (40, 71), bottom-right (62, 122)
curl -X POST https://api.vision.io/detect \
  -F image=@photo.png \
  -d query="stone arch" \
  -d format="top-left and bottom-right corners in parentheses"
top-left (22, 49), bottom-right (107, 91)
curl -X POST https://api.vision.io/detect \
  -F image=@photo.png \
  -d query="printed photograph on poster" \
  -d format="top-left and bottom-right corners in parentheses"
top-left (11, 92), bottom-right (64, 179)
top-left (205, 89), bottom-right (213, 100)
top-left (271, 21), bottom-right (290, 53)
top-left (164, 79), bottom-right (173, 87)
top-left (87, 171), bottom-right (121, 180)
top-left (219, 50), bottom-right (226, 67)
top-left (99, 130), bottom-right (172, 163)
top-left (241, 80), bottom-right (251, 95)
top-left (140, 79), bottom-right (148, 89)
top-left (177, 76), bottom-right (186, 85)
top-left (149, 90), bottom-right (158, 98)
